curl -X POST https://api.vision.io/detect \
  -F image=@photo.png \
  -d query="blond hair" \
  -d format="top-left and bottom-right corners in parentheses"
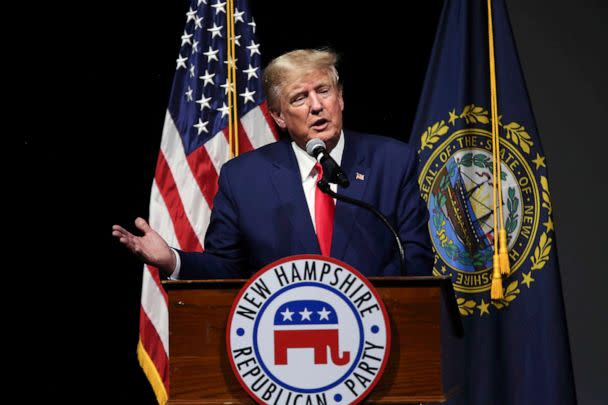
top-left (262, 49), bottom-right (340, 111)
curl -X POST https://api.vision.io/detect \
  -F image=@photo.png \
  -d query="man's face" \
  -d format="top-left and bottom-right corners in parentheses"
top-left (270, 70), bottom-right (344, 152)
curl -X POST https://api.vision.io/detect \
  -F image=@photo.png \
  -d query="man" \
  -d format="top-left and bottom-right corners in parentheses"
top-left (112, 49), bottom-right (433, 279)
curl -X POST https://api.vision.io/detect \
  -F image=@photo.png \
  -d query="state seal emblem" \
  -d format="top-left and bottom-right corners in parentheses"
top-left (227, 255), bottom-right (391, 404)
top-left (417, 105), bottom-right (554, 316)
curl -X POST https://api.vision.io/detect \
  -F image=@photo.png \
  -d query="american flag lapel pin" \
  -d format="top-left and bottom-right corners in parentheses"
top-left (356, 172), bottom-right (365, 181)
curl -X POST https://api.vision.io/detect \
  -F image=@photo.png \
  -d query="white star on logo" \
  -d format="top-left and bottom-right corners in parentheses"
top-left (318, 307), bottom-right (331, 321)
top-left (299, 308), bottom-right (312, 321)
top-left (193, 118), bottom-right (209, 135)
top-left (194, 16), bottom-right (204, 30)
top-left (280, 308), bottom-right (294, 321)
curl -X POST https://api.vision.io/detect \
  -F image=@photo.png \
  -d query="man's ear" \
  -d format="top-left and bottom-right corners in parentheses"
top-left (270, 109), bottom-right (286, 129)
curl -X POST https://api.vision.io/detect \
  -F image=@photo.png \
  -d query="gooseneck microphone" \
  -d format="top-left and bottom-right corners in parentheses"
top-left (306, 138), bottom-right (406, 275)
top-left (305, 139), bottom-right (350, 188)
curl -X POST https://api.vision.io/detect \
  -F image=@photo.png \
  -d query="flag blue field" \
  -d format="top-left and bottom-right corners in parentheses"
top-left (412, 0), bottom-right (576, 403)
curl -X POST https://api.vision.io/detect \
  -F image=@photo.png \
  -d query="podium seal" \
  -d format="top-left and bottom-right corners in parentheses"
top-left (227, 255), bottom-right (391, 404)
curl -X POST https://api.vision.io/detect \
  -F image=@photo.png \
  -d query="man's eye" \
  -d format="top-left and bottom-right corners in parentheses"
top-left (291, 96), bottom-right (305, 105)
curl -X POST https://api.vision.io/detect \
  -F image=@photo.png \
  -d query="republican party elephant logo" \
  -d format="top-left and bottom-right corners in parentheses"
top-left (273, 300), bottom-right (350, 366)
top-left (227, 256), bottom-right (390, 404)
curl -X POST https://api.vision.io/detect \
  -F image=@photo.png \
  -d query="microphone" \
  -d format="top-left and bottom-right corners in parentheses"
top-left (305, 139), bottom-right (350, 188)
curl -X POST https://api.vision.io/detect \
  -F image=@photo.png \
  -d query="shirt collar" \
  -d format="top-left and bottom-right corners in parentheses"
top-left (292, 131), bottom-right (345, 182)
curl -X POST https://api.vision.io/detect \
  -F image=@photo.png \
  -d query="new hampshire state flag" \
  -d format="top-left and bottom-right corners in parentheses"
top-left (412, 0), bottom-right (576, 404)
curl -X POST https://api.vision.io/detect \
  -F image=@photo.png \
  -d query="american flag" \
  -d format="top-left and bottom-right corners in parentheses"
top-left (137, 0), bottom-right (277, 403)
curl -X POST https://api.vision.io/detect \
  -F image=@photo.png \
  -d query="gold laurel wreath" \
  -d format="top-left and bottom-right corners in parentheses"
top-left (456, 297), bottom-right (478, 316)
top-left (419, 120), bottom-right (449, 152)
top-left (417, 104), bottom-right (535, 154)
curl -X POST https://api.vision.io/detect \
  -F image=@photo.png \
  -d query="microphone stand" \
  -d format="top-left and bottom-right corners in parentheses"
top-left (317, 179), bottom-right (406, 275)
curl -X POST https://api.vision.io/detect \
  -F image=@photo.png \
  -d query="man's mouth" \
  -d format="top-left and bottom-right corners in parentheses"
top-left (311, 118), bottom-right (329, 131)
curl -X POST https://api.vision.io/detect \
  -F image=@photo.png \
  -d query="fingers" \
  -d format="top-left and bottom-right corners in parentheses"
top-left (112, 224), bottom-right (127, 234)
top-left (135, 217), bottom-right (152, 233)
top-left (112, 225), bottom-right (128, 239)
top-left (112, 224), bottom-right (137, 250)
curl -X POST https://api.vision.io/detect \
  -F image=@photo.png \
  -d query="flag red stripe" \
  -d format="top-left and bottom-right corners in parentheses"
top-left (155, 151), bottom-right (203, 252)
top-left (145, 265), bottom-right (169, 303)
top-left (259, 101), bottom-right (280, 140)
top-left (139, 307), bottom-right (170, 390)
top-left (237, 121), bottom-right (255, 154)
top-left (223, 122), bottom-right (255, 156)
top-left (186, 146), bottom-right (219, 212)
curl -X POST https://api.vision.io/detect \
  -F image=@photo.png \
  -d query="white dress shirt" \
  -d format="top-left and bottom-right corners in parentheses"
top-left (170, 132), bottom-right (345, 278)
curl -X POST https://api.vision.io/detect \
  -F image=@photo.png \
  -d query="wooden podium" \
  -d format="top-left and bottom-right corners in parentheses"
top-left (163, 276), bottom-right (463, 404)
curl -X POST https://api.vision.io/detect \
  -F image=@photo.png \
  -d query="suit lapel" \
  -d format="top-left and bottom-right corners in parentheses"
top-left (331, 132), bottom-right (370, 261)
top-left (270, 140), bottom-right (321, 254)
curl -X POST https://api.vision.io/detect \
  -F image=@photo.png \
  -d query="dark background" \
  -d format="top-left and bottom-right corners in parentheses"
top-left (25, 0), bottom-right (606, 403)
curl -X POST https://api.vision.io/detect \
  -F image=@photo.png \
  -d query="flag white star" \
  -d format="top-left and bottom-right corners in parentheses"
top-left (217, 102), bottom-right (230, 118)
top-left (192, 40), bottom-right (199, 54)
top-left (239, 87), bottom-right (256, 104)
top-left (195, 94), bottom-right (212, 111)
top-left (197, 0), bottom-right (207, 5)
top-left (243, 64), bottom-right (259, 80)
top-left (220, 81), bottom-right (235, 95)
top-left (176, 54), bottom-right (188, 70)
top-left (233, 34), bottom-right (241, 46)
top-left (193, 118), bottom-right (209, 135)
top-left (211, 0), bottom-right (226, 15)
top-left (181, 30), bottom-right (193, 46)
top-left (194, 16), bottom-right (203, 30)
top-left (248, 17), bottom-right (256, 33)
top-left (299, 308), bottom-right (312, 321)
top-left (189, 64), bottom-right (195, 78)
top-left (246, 40), bottom-right (261, 56)
top-left (280, 308), bottom-right (294, 321)
top-left (318, 307), bottom-right (331, 321)
top-left (185, 86), bottom-right (193, 101)
top-left (199, 69), bottom-right (215, 87)
top-left (204, 46), bottom-right (219, 62)
top-left (234, 8), bottom-right (245, 23)
top-left (208, 23), bottom-right (223, 38)
top-left (186, 7), bottom-right (197, 22)
top-left (224, 57), bottom-right (238, 69)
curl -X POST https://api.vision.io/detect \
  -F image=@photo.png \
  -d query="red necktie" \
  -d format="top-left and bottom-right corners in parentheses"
top-left (314, 163), bottom-right (335, 256)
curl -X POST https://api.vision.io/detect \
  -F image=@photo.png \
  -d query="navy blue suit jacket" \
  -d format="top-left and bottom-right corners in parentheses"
top-left (179, 130), bottom-right (433, 279)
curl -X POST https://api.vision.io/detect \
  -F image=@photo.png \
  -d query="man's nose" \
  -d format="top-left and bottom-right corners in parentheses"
top-left (309, 93), bottom-right (323, 113)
